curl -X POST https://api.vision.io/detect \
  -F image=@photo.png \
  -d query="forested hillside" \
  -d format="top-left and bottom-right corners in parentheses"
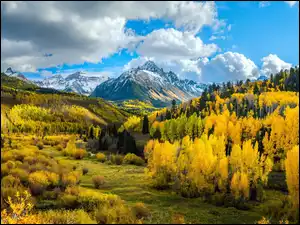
top-left (1, 67), bottom-right (299, 224)
top-left (117, 67), bottom-right (299, 223)
top-left (1, 80), bottom-right (131, 136)
top-left (1, 73), bottom-right (38, 90)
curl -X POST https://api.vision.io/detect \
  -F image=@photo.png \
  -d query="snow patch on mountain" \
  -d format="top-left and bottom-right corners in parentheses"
top-left (34, 71), bottom-right (110, 95)
top-left (91, 61), bottom-right (207, 107)
top-left (5, 67), bottom-right (32, 83)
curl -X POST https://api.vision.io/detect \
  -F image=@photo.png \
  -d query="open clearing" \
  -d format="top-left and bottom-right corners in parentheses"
top-left (42, 145), bottom-right (286, 224)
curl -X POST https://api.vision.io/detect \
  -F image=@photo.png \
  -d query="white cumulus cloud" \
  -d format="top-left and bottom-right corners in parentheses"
top-left (199, 52), bottom-right (259, 83)
top-left (260, 54), bottom-right (292, 76)
top-left (137, 28), bottom-right (218, 61)
top-left (1, 1), bottom-right (222, 72)
top-left (124, 52), bottom-right (261, 83)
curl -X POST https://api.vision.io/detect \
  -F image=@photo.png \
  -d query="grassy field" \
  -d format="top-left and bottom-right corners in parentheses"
top-left (40, 144), bottom-right (287, 224)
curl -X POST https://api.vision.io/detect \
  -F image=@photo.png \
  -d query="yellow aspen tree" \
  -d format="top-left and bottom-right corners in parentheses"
top-left (217, 157), bottom-right (228, 192)
top-left (285, 145), bottom-right (299, 210)
top-left (208, 134), bottom-right (226, 159)
top-left (231, 171), bottom-right (249, 199)
top-left (283, 106), bottom-right (299, 154)
top-left (228, 121), bottom-right (241, 145)
top-left (230, 140), bottom-right (273, 199)
top-left (188, 135), bottom-right (218, 194)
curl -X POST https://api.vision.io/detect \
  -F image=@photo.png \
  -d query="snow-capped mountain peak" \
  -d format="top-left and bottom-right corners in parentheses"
top-left (65, 71), bottom-right (83, 81)
top-left (140, 61), bottom-right (164, 74)
top-left (91, 61), bottom-right (207, 107)
top-left (4, 67), bottom-right (31, 82)
top-left (5, 67), bottom-right (14, 75)
top-left (165, 71), bottom-right (179, 83)
top-left (34, 71), bottom-right (110, 95)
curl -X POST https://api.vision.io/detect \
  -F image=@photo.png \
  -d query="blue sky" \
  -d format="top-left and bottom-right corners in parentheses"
top-left (1, 1), bottom-right (299, 82)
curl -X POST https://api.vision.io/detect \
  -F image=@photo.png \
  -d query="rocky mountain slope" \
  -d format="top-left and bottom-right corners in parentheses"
top-left (91, 61), bottom-right (206, 107)
top-left (34, 71), bottom-right (109, 95)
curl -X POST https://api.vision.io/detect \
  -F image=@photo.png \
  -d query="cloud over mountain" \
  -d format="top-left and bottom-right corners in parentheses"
top-left (260, 54), bottom-right (292, 76)
top-left (125, 52), bottom-right (293, 84)
top-left (1, 1), bottom-right (220, 72)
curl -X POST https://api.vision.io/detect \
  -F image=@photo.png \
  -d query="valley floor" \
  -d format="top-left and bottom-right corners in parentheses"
top-left (41, 144), bottom-right (285, 224)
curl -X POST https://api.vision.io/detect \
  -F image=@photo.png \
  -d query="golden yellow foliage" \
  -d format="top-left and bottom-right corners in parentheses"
top-left (231, 171), bottom-right (249, 199)
top-left (1, 191), bottom-right (42, 224)
top-left (285, 145), bottom-right (299, 210)
top-left (96, 153), bottom-right (106, 162)
top-left (257, 217), bottom-right (271, 224)
top-left (121, 116), bottom-right (141, 132)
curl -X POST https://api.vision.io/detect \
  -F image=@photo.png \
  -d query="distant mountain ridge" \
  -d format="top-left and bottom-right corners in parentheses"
top-left (33, 71), bottom-right (110, 95)
top-left (91, 61), bottom-right (207, 107)
top-left (5, 67), bottom-right (33, 83)
top-left (256, 75), bottom-right (269, 81)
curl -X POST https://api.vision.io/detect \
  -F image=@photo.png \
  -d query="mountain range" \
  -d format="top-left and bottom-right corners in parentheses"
top-left (91, 61), bottom-right (206, 107)
top-left (5, 67), bottom-right (33, 83)
top-left (33, 72), bottom-right (109, 95)
top-left (4, 62), bottom-right (207, 106)
top-left (3, 62), bottom-right (272, 107)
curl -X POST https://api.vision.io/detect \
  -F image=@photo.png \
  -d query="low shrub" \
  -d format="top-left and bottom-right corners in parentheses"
top-left (96, 153), bottom-right (106, 163)
top-left (1, 163), bottom-right (9, 177)
top-left (105, 160), bottom-right (112, 165)
top-left (234, 198), bottom-right (251, 210)
top-left (1, 175), bottom-right (21, 188)
top-left (61, 171), bottom-right (81, 187)
top-left (36, 142), bottom-right (44, 150)
top-left (62, 141), bottom-right (68, 148)
top-left (28, 171), bottom-right (59, 195)
top-left (92, 175), bottom-right (105, 189)
top-left (132, 202), bottom-right (150, 219)
top-left (1, 186), bottom-right (31, 210)
top-left (255, 183), bottom-right (266, 202)
top-left (10, 168), bottom-right (29, 183)
top-left (123, 153), bottom-right (144, 166)
top-left (260, 197), bottom-right (297, 222)
top-left (42, 139), bottom-right (51, 146)
top-left (150, 172), bottom-right (170, 190)
top-left (65, 186), bottom-right (80, 196)
top-left (1, 190), bottom-right (40, 223)
top-left (29, 183), bottom-right (46, 196)
top-left (77, 189), bottom-right (120, 211)
top-left (1, 151), bottom-right (14, 163)
top-left (172, 213), bottom-right (185, 224)
top-left (24, 156), bottom-right (37, 165)
top-left (46, 172), bottom-right (60, 187)
top-left (73, 149), bottom-right (86, 160)
top-left (11, 142), bottom-right (21, 149)
top-left (111, 154), bottom-right (123, 165)
top-left (28, 171), bottom-right (59, 188)
top-left (28, 162), bottom-right (46, 173)
top-left (211, 192), bottom-right (225, 206)
top-left (60, 194), bottom-right (79, 209)
top-left (6, 160), bottom-right (16, 169)
top-left (223, 194), bottom-right (236, 208)
top-left (82, 167), bottom-right (89, 175)
top-left (94, 201), bottom-right (137, 224)
top-left (42, 190), bottom-right (59, 200)
top-left (56, 144), bottom-right (63, 151)
top-left (177, 179), bottom-right (200, 198)
top-left (39, 209), bottom-right (97, 224)
top-left (52, 140), bottom-right (60, 146)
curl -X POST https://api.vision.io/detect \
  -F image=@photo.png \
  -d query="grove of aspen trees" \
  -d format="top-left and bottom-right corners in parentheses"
top-left (1, 67), bottom-right (299, 224)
